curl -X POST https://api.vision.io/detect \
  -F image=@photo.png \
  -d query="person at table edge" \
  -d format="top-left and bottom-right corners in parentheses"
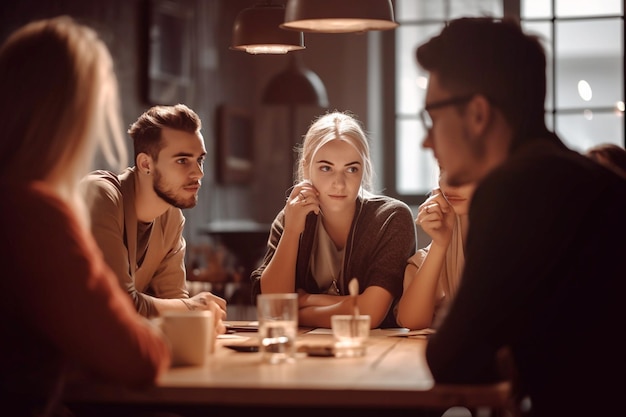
top-left (415, 17), bottom-right (626, 417)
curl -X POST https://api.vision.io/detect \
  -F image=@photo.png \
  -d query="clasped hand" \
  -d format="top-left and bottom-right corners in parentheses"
top-left (284, 181), bottom-right (320, 233)
top-left (417, 188), bottom-right (455, 247)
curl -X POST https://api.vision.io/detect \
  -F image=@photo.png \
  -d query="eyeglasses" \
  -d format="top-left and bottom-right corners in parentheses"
top-left (419, 94), bottom-right (476, 132)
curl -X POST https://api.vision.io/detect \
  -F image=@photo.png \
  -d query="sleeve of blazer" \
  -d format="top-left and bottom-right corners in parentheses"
top-left (81, 172), bottom-right (157, 317)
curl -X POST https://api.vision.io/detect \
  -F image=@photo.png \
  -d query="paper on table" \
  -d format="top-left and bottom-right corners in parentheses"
top-left (306, 328), bottom-right (333, 335)
top-left (385, 328), bottom-right (436, 338)
top-left (308, 328), bottom-right (435, 337)
top-left (218, 334), bottom-right (250, 340)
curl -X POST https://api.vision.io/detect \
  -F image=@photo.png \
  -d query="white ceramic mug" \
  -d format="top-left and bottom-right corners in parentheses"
top-left (161, 310), bottom-right (214, 366)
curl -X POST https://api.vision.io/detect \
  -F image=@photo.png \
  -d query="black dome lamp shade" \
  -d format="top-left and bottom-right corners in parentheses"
top-left (262, 53), bottom-right (328, 107)
top-left (280, 0), bottom-right (399, 34)
top-left (231, 2), bottom-right (305, 54)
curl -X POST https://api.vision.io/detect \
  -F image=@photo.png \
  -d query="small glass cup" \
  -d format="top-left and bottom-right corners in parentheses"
top-left (257, 293), bottom-right (298, 364)
top-left (331, 314), bottom-right (370, 358)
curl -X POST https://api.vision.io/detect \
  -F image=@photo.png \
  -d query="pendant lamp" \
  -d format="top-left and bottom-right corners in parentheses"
top-left (262, 53), bottom-right (328, 107)
top-left (280, 0), bottom-right (399, 34)
top-left (262, 54), bottom-right (328, 176)
top-left (231, 2), bottom-right (305, 54)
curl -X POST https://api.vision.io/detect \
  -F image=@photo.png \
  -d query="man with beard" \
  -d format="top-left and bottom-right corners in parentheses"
top-left (82, 104), bottom-right (227, 320)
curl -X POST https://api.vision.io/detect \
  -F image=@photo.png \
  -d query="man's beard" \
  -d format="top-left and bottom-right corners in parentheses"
top-left (153, 169), bottom-right (198, 209)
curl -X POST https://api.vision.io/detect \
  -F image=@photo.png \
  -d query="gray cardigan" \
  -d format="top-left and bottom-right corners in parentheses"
top-left (251, 195), bottom-right (417, 328)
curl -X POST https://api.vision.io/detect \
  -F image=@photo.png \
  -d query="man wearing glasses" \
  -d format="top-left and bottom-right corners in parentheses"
top-left (415, 17), bottom-right (626, 417)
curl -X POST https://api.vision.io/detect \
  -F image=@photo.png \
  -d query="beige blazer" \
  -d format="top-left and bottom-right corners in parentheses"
top-left (81, 167), bottom-right (188, 317)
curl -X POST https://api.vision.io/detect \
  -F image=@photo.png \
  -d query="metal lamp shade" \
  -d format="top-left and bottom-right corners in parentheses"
top-left (262, 55), bottom-right (328, 107)
top-left (280, 0), bottom-right (399, 33)
top-left (231, 3), bottom-right (305, 54)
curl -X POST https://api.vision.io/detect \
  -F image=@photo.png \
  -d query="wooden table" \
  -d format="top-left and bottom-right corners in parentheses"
top-left (64, 324), bottom-right (515, 416)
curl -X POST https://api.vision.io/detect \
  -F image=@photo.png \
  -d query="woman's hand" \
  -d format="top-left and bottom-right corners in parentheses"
top-left (284, 181), bottom-right (320, 234)
top-left (416, 188), bottom-right (455, 248)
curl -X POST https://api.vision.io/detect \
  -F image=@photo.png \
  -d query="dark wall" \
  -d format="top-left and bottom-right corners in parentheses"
top-left (0, 0), bottom-right (149, 156)
top-left (0, 0), bottom-right (372, 248)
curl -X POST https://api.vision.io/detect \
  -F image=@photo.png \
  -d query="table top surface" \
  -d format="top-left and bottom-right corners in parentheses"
top-left (64, 322), bottom-right (513, 411)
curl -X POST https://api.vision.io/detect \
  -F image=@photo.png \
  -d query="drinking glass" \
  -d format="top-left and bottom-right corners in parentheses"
top-left (331, 314), bottom-right (370, 358)
top-left (257, 293), bottom-right (298, 364)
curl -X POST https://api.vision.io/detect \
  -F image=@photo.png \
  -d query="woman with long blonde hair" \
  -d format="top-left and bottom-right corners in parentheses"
top-left (0, 16), bottom-right (170, 416)
top-left (251, 111), bottom-right (416, 328)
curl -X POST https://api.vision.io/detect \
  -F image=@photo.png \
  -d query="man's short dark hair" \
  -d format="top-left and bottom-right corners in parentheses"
top-left (128, 103), bottom-right (201, 160)
top-left (416, 17), bottom-right (548, 141)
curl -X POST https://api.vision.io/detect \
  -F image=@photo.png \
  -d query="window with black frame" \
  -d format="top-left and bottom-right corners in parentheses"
top-left (389, 0), bottom-right (624, 206)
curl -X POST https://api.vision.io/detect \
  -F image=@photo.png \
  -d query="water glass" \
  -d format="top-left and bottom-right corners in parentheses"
top-left (257, 293), bottom-right (298, 364)
top-left (331, 314), bottom-right (370, 358)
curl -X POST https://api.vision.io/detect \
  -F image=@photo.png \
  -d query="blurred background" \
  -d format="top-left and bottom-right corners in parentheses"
top-left (1, 0), bottom-right (622, 312)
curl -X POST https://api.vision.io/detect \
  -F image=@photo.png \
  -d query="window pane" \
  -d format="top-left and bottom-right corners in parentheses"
top-left (396, 119), bottom-right (438, 194)
top-left (555, 19), bottom-right (623, 109)
top-left (522, 21), bottom-right (554, 111)
top-left (396, 24), bottom-right (444, 116)
top-left (394, 0), bottom-right (624, 200)
top-left (556, 111), bottom-right (624, 152)
top-left (556, 0), bottom-right (622, 18)
top-left (449, 0), bottom-right (502, 18)
top-left (396, 0), bottom-right (501, 21)
top-left (395, 0), bottom-right (446, 21)
top-left (522, 0), bottom-right (553, 19)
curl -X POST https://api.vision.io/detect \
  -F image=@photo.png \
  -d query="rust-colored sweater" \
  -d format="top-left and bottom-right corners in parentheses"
top-left (0, 180), bottom-right (170, 415)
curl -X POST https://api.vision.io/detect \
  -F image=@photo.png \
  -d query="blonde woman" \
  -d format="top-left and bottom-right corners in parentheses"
top-left (396, 169), bottom-right (476, 330)
top-left (251, 111), bottom-right (416, 328)
top-left (0, 17), bottom-right (170, 416)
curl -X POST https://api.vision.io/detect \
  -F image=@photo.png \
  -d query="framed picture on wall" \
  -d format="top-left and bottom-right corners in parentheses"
top-left (216, 105), bottom-right (254, 185)
top-left (147, 0), bottom-right (194, 105)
